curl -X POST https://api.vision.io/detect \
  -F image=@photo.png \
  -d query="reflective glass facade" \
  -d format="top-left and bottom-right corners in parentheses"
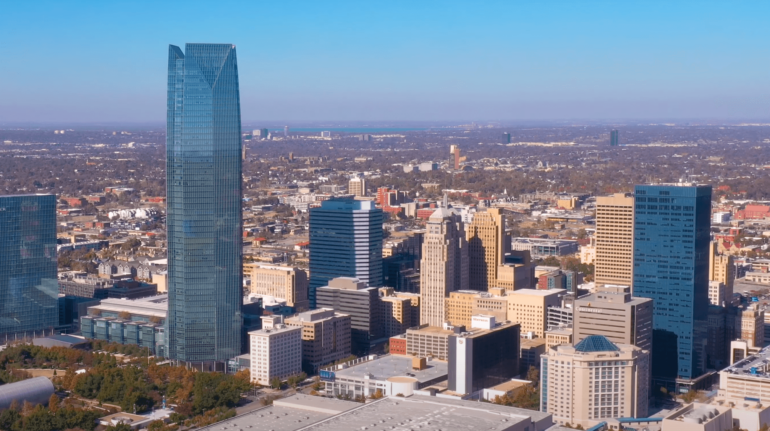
top-left (0, 195), bottom-right (58, 341)
top-left (632, 184), bottom-right (711, 382)
top-left (308, 199), bottom-right (383, 308)
top-left (166, 44), bottom-right (243, 362)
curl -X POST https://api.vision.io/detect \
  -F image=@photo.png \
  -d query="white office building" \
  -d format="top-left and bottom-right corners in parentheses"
top-left (250, 315), bottom-right (302, 386)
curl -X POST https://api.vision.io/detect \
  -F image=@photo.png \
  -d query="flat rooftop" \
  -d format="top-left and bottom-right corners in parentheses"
top-left (196, 394), bottom-right (360, 431)
top-left (508, 288), bottom-right (566, 297)
top-left (722, 345), bottom-right (770, 379)
top-left (407, 325), bottom-right (455, 335)
top-left (304, 396), bottom-right (552, 431)
top-left (333, 355), bottom-right (447, 384)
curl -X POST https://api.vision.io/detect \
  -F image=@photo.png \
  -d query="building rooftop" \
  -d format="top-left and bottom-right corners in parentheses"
top-left (508, 288), bottom-right (566, 297)
top-left (89, 295), bottom-right (168, 318)
top-left (722, 345), bottom-right (770, 379)
top-left (303, 396), bottom-right (552, 431)
top-left (332, 355), bottom-right (448, 385)
top-left (574, 335), bottom-right (620, 353)
top-left (199, 394), bottom-right (552, 431)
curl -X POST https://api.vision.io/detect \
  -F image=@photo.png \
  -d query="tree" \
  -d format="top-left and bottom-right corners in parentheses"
top-left (105, 423), bottom-right (132, 431)
top-left (270, 377), bottom-right (282, 390)
top-left (49, 393), bottom-right (60, 413)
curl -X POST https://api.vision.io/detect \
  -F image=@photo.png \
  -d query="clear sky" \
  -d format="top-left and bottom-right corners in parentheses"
top-left (1, 0), bottom-right (769, 124)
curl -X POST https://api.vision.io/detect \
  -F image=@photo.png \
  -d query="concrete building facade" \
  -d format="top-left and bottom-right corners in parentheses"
top-left (506, 289), bottom-right (564, 338)
top-left (466, 208), bottom-right (506, 291)
top-left (420, 209), bottom-right (468, 326)
top-left (249, 316), bottom-right (302, 385)
top-left (316, 277), bottom-right (380, 354)
top-left (572, 285), bottom-right (653, 352)
top-left (540, 335), bottom-right (650, 429)
top-left (244, 263), bottom-right (309, 310)
top-left (285, 309), bottom-right (351, 372)
top-left (594, 193), bottom-right (635, 286)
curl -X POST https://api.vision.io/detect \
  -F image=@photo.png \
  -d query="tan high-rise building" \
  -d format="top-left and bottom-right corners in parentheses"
top-left (495, 250), bottom-right (535, 291)
top-left (710, 242), bottom-right (735, 303)
top-left (594, 193), bottom-right (635, 287)
top-left (285, 309), bottom-right (351, 372)
top-left (736, 304), bottom-right (764, 350)
top-left (378, 287), bottom-right (417, 338)
top-left (506, 288), bottom-right (564, 338)
top-left (466, 208), bottom-right (505, 291)
top-left (420, 209), bottom-right (468, 326)
top-left (541, 336), bottom-right (650, 428)
top-left (572, 285), bottom-right (653, 352)
top-left (244, 263), bottom-right (309, 310)
top-left (348, 177), bottom-right (366, 197)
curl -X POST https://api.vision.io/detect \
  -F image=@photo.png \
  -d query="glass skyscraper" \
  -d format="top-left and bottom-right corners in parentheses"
top-left (166, 44), bottom-right (243, 364)
top-left (0, 194), bottom-right (58, 342)
top-left (309, 199), bottom-right (383, 308)
top-left (632, 184), bottom-right (711, 386)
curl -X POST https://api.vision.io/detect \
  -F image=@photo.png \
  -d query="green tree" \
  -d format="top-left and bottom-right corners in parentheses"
top-left (105, 423), bottom-right (132, 431)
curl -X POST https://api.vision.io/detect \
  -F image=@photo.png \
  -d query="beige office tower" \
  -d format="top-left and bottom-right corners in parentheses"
top-left (594, 193), bottom-right (635, 287)
top-left (420, 209), bottom-right (468, 326)
top-left (445, 289), bottom-right (507, 328)
top-left (244, 263), bottom-right (309, 310)
top-left (737, 304), bottom-right (764, 350)
top-left (466, 208), bottom-right (505, 291)
top-left (348, 177), bottom-right (366, 197)
top-left (710, 242), bottom-right (735, 303)
top-left (572, 285), bottom-right (653, 352)
top-left (541, 336), bottom-right (649, 429)
top-left (506, 288), bottom-right (564, 338)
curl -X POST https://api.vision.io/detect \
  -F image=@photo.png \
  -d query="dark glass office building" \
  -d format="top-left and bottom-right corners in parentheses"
top-left (166, 44), bottom-right (243, 364)
top-left (632, 184), bottom-right (711, 386)
top-left (610, 129), bottom-right (619, 146)
top-left (309, 199), bottom-right (383, 308)
top-left (0, 195), bottom-right (58, 341)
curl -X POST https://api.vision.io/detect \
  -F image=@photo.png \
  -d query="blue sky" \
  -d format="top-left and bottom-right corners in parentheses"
top-left (1, 1), bottom-right (769, 123)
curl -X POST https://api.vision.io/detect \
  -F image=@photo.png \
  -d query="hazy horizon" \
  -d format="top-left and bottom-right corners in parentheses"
top-left (2, 1), bottom-right (770, 123)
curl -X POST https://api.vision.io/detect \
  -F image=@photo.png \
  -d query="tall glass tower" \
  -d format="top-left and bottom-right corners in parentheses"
top-left (0, 194), bottom-right (58, 342)
top-left (632, 183), bottom-right (711, 388)
top-left (309, 199), bottom-right (383, 308)
top-left (166, 44), bottom-right (243, 364)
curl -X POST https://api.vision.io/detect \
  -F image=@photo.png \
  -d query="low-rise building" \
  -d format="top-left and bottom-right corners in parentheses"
top-left (405, 324), bottom-right (458, 360)
top-left (322, 355), bottom-right (447, 398)
top-left (661, 402), bottom-right (732, 431)
top-left (80, 295), bottom-right (168, 356)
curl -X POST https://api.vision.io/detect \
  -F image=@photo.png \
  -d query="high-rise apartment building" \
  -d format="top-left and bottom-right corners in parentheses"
top-left (466, 208), bottom-right (505, 291)
top-left (709, 242), bottom-right (734, 304)
top-left (610, 129), bottom-right (619, 146)
top-left (502, 132), bottom-right (511, 144)
top-left (347, 177), bottom-right (366, 197)
top-left (284, 125), bottom-right (289, 137)
top-left (420, 209), bottom-right (468, 326)
top-left (506, 289), bottom-right (564, 338)
top-left (633, 183), bottom-right (711, 385)
top-left (594, 193), bottom-right (634, 287)
top-left (249, 316), bottom-right (302, 386)
top-left (166, 44), bottom-right (243, 364)
top-left (309, 199), bottom-right (383, 308)
top-left (540, 336), bottom-right (649, 428)
top-left (572, 285), bottom-right (653, 352)
top-left (244, 263), bottom-right (309, 310)
top-left (0, 194), bottom-right (58, 341)
top-left (285, 309), bottom-right (351, 372)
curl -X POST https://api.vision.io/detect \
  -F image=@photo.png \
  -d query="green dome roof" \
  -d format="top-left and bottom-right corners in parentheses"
top-left (574, 335), bottom-right (620, 352)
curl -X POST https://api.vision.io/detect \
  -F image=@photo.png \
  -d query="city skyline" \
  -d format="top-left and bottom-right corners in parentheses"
top-left (2, 1), bottom-right (770, 123)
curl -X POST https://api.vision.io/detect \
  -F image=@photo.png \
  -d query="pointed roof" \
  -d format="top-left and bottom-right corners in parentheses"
top-left (574, 335), bottom-right (620, 353)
